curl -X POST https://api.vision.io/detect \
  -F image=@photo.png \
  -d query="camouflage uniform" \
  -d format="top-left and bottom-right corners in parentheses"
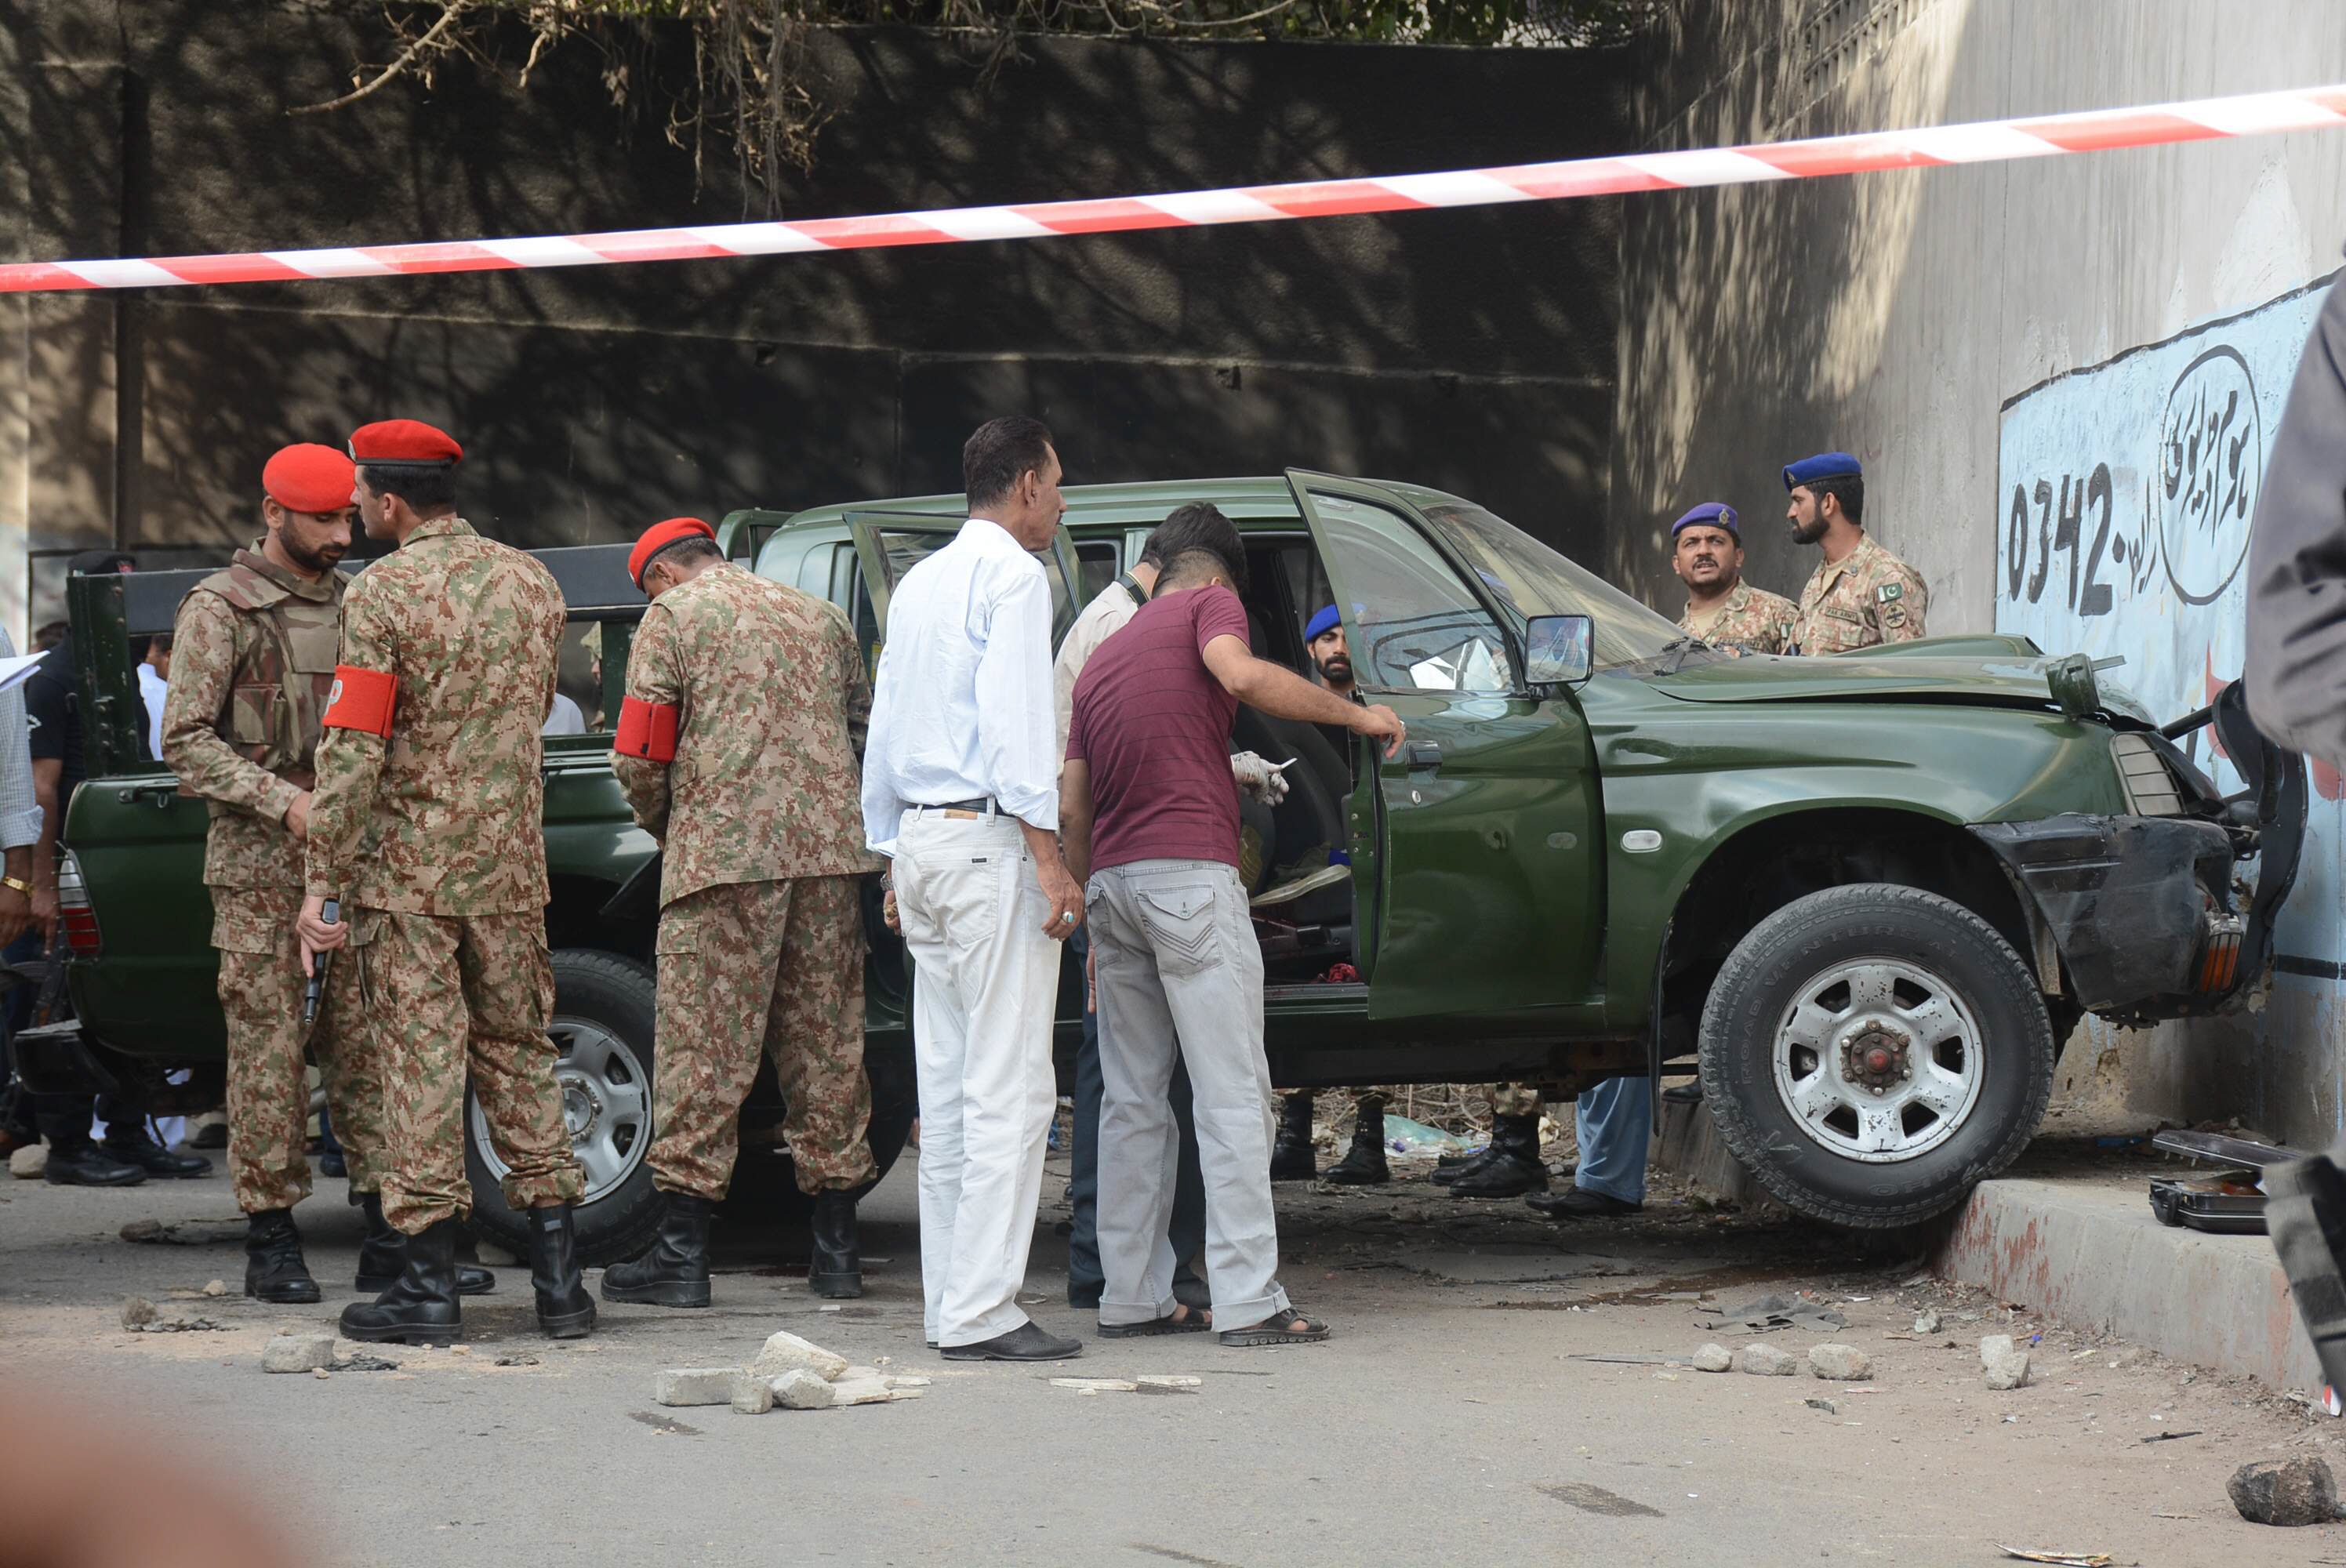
top-left (612, 562), bottom-right (880, 1200)
top-left (1680, 580), bottom-right (1799, 655)
top-left (1489, 1083), bottom-right (1544, 1119)
top-left (162, 544), bottom-right (388, 1214)
top-left (1792, 535), bottom-right (1930, 655)
top-left (306, 517), bottom-right (583, 1235)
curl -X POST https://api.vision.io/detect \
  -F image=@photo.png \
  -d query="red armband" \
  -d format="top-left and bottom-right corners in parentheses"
top-left (321, 666), bottom-right (397, 737)
top-left (615, 697), bottom-right (680, 763)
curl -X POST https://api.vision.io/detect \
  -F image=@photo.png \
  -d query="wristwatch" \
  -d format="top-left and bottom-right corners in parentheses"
top-left (1, 876), bottom-right (33, 897)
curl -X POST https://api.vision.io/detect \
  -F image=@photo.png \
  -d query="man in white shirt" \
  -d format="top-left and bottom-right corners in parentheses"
top-left (542, 691), bottom-right (586, 736)
top-left (136, 635), bottom-right (171, 761)
top-left (862, 416), bottom-right (1087, 1363)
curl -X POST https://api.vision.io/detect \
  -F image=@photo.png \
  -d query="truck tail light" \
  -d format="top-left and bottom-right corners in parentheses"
top-left (2195, 913), bottom-right (2242, 994)
top-left (56, 851), bottom-right (100, 957)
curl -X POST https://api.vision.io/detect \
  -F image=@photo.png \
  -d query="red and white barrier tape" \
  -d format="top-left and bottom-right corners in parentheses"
top-left (5, 82), bottom-right (2342, 294)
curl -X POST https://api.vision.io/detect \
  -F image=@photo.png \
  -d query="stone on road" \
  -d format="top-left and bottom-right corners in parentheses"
top-left (750, 1330), bottom-right (849, 1384)
top-left (654, 1368), bottom-right (741, 1407)
top-left (1984, 1352), bottom-right (2031, 1391)
top-left (2228, 1457), bottom-right (2341, 1526)
top-left (260, 1333), bottom-right (336, 1374)
top-left (1807, 1344), bottom-right (1872, 1381)
top-left (730, 1371), bottom-right (774, 1414)
top-left (1734, 1345), bottom-right (1798, 1377)
top-left (771, 1369), bottom-right (835, 1410)
top-left (1692, 1343), bottom-right (1732, 1372)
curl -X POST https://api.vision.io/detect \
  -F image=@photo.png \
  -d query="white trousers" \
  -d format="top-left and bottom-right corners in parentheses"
top-left (892, 808), bottom-right (1062, 1347)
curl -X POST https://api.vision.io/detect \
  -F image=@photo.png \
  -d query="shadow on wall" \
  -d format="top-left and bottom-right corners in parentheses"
top-left (9, 1), bottom-right (1636, 614)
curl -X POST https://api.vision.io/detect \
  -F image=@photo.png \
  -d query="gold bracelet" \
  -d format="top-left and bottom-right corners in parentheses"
top-left (1, 875), bottom-right (33, 897)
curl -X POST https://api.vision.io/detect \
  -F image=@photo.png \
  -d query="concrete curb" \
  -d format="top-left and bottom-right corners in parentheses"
top-left (1932, 1176), bottom-right (2321, 1392)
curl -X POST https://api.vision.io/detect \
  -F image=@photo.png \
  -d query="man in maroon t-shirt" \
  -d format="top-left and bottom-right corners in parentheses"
top-left (1062, 508), bottom-right (1402, 1347)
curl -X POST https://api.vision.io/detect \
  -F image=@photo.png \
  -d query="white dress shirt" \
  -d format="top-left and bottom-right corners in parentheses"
top-left (1051, 576), bottom-right (1142, 760)
top-left (0, 626), bottom-right (38, 849)
top-left (542, 691), bottom-right (587, 736)
top-left (138, 663), bottom-right (169, 760)
top-left (862, 517), bottom-right (1058, 856)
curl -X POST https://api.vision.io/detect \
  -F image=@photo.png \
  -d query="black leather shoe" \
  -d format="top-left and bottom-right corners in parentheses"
top-left (243, 1208), bottom-right (321, 1304)
top-left (808, 1189), bottom-right (862, 1299)
top-left (1269, 1092), bottom-right (1317, 1181)
top-left (340, 1217), bottom-right (463, 1344)
top-left (1320, 1098), bottom-right (1389, 1185)
top-left (601, 1192), bottom-right (714, 1308)
top-left (353, 1190), bottom-right (494, 1296)
top-left (528, 1203), bottom-right (597, 1338)
top-left (1526, 1185), bottom-right (1643, 1220)
top-left (940, 1322), bottom-right (1082, 1361)
top-left (1430, 1145), bottom-right (1498, 1187)
top-left (1449, 1114), bottom-right (1549, 1198)
top-left (100, 1127), bottom-right (211, 1178)
top-left (42, 1143), bottom-right (147, 1186)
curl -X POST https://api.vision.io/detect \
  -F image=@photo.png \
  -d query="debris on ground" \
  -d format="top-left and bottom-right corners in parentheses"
top-left (492, 1355), bottom-right (538, 1368)
top-left (1980, 1334), bottom-right (2032, 1390)
top-left (332, 1353), bottom-right (402, 1372)
top-left (652, 1368), bottom-right (739, 1407)
top-left (772, 1369), bottom-right (833, 1409)
top-left (1805, 1397), bottom-right (1838, 1414)
top-left (750, 1330), bottom-right (849, 1384)
top-left (1052, 1377), bottom-right (1141, 1393)
top-left (731, 1372), bottom-right (773, 1414)
top-left (132, 1316), bottom-right (226, 1334)
top-left (1691, 1344), bottom-right (1732, 1373)
top-left (201, 1279), bottom-right (226, 1297)
top-left (10, 1144), bottom-right (46, 1178)
top-left (1698, 1294), bottom-right (1847, 1335)
top-left (1807, 1344), bottom-right (1872, 1381)
top-left (2227, 1455), bottom-right (2342, 1526)
top-left (120, 1296), bottom-right (156, 1329)
top-left (260, 1333), bottom-right (336, 1374)
top-left (1134, 1375), bottom-right (1200, 1395)
top-left (1733, 1345), bottom-right (1797, 1377)
top-left (1996, 1548), bottom-right (2112, 1566)
top-left (1912, 1311), bottom-right (1941, 1334)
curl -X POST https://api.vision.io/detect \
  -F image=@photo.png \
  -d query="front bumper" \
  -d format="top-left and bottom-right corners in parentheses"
top-left (1970, 813), bottom-right (2241, 1018)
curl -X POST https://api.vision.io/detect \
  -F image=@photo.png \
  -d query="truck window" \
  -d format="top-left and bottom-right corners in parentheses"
top-left (1077, 541), bottom-right (1118, 602)
top-left (1304, 493), bottom-right (1515, 695)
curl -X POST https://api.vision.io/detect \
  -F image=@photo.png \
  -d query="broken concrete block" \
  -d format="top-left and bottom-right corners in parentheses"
top-left (121, 1297), bottom-right (157, 1330)
top-left (730, 1372), bottom-right (774, 1415)
top-left (838, 1365), bottom-right (883, 1384)
top-left (750, 1330), bottom-right (848, 1384)
top-left (771, 1369), bottom-right (835, 1410)
top-left (2228, 1456), bottom-right (2342, 1526)
top-left (1691, 1343), bottom-right (1732, 1373)
top-left (1733, 1345), bottom-right (1798, 1377)
top-left (884, 1375), bottom-right (932, 1390)
top-left (829, 1377), bottom-right (899, 1406)
top-left (1912, 1311), bottom-right (1941, 1335)
top-left (1983, 1352), bottom-right (2031, 1392)
top-left (652, 1367), bottom-right (740, 1406)
top-left (1051, 1377), bottom-right (1140, 1392)
top-left (1808, 1344), bottom-right (1873, 1381)
top-left (261, 1333), bottom-right (336, 1374)
top-left (1978, 1334), bottom-right (2016, 1367)
top-left (9, 1144), bottom-right (46, 1178)
top-left (1135, 1375), bottom-right (1202, 1395)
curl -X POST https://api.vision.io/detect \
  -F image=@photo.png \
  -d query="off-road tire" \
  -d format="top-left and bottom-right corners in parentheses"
top-left (1699, 884), bottom-right (2054, 1229)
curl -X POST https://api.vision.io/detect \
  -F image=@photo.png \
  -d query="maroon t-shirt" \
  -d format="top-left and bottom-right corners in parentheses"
top-left (1066, 583), bottom-right (1249, 872)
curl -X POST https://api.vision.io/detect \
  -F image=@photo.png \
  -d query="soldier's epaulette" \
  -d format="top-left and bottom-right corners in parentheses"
top-left (192, 562), bottom-right (293, 614)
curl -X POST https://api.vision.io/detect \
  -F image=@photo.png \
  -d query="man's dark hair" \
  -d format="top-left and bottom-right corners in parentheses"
top-left (1136, 529), bottom-right (1168, 570)
top-left (31, 621), bottom-right (67, 652)
top-left (1810, 474), bottom-right (1864, 527)
top-left (358, 463), bottom-right (459, 517)
top-left (962, 416), bottom-right (1055, 511)
top-left (1151, 503), bottom-right (1248, 594)
top-left (645, 533), bottom-right (724, 582)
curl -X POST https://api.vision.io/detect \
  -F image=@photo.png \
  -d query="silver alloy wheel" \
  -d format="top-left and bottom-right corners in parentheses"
top-left (467, 1016), bottom-right (653, 1204)
top-left (1770, 957), bottom-right (1985, 1164)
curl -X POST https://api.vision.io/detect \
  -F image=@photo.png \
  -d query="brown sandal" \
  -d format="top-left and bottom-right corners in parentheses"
top-left (1219, 1308), bottom-right (1329, 1347)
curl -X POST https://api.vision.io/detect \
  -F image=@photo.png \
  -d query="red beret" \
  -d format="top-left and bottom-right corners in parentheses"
top-left (630, 517), bottom-right (717, 588)
top-left (261, 444), bottom-right (357, 514)
top-left (348, 419), bottom-right (463, 466)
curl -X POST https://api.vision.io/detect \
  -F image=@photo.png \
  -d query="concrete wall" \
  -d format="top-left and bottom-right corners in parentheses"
top-left (1613, 0), bottom-right (2346, 1148)
top-left (0, 1), bottom-right (1635, 637)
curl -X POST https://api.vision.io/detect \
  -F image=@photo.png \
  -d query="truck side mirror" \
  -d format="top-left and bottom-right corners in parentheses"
top-left (1523, 615), bottom-right (1593, 685)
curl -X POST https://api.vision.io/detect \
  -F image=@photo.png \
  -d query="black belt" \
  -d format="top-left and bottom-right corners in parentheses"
top-left (922, 797), bottom-right (996, 814)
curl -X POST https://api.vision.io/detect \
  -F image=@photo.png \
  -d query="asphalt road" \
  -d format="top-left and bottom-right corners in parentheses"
top-left (2, 1141), bottom-right (2337, 1566)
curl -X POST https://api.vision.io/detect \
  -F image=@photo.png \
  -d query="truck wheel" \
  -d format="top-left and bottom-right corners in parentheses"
top-left (465, 950), bottom-right (663, 1269)
top-left (1699, 884), bottom-right (2054, 1229)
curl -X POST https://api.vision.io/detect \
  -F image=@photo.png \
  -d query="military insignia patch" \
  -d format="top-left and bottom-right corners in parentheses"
top-left (1877, 582), bottom-right (1903, 603)
top-left (1885, 608), bottom-right (1907, 628)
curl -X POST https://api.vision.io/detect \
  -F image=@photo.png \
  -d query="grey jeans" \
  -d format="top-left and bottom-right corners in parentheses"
top-left (1088, 858), bottom-right (1291, 1329)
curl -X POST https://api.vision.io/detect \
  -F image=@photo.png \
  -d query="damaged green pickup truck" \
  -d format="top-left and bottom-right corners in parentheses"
top-left (27, 471), bottom-right (2303, 1258)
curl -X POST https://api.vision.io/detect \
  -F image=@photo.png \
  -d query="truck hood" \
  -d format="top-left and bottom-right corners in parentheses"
top-left (1641, 650), bottom-right (2157, 726)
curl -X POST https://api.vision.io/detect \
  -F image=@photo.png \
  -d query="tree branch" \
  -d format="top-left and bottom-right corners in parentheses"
top-left (290, 0), bottom-right (482, 117)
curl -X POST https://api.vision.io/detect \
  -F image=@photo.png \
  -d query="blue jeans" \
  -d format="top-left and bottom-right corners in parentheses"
top-left (1574, 1076), bottom-right (1653, 1205)
top-left (1067, 927), bottom-right (1206, 1307)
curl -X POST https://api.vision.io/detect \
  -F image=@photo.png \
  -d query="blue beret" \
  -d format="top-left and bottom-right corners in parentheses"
top-left (1672, 503), bottom-right (1738, 538)
top-left (1305, 604), bottom-right (1345, 642)
top-left (1783, 452), bottom-right (1861, 490)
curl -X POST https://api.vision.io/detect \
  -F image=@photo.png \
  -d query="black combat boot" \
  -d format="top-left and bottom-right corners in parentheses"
top-left (600, 1192), bottom-right (714, 1308)
top-left (528, 1203), bottom-right (597, 1338)
top-left (42, 1138), bottom-right (146, 1187)
top-left (352, 1189), bottom-right (496, 1296)
top-left (1320, 1097), bottom-right (1389, 1185)
top-left (339, 1217), bottom-right (463, 1345)
top-left (1447, 1113), bottom-right (1549, 1198)
top-left (99, 1123), bottom-right (211, 1178)
top-left (809, 1189), bottom-right (862, 1299)
top-left (1269, 1093), bottom-right (1318, 1181)
top-left (243, 1208), bottom-right (321, 1304)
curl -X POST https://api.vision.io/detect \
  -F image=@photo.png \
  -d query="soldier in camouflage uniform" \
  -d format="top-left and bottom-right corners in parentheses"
top-left (162, 444), bottom-right (377, 1305)
top-left (601, 517), bottom-right (881, 1308)
top-left (1782, 453), bottom-right (1930, 654)
top-left (1670, 502), bottom-right (1799, 656)
top-left (300, 419), bottom-right (591, 1345)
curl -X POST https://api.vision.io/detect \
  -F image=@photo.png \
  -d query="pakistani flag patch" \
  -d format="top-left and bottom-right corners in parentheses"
top-left (1876, 582), bottom-right (1903, 604)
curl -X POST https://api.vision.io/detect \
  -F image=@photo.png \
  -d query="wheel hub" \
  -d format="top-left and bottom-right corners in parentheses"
top-left (560, 1075), bottom-right (601, 1140)
top-left (1839, 1023), bottom-right (1912, 1096)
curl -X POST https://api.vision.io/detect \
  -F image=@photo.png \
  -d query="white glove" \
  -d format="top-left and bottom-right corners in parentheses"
top-left (1230, 751), bottom-right (1293, 806)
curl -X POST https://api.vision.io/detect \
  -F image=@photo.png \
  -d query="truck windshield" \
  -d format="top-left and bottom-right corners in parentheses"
top-left (1418, 499), bottom-right (1683, 671)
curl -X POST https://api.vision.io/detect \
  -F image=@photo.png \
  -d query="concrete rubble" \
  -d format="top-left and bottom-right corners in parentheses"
top-left (2227, 1456), bottom-right (2341, 1526)
top-left (750, 1330), bottom-right (849, 1384)
top-left (9, 1144), bottom-right (46, 1178)
top-left (1691, 1344), bottom-right (1733, 1373)
top-left (659, 1331), bottom-right (924, 1414)
top-left (121, 1296), bottom-right (157, 1330)
top-left (772, 1370), bottom-right (834, 1410)
top-left (1807, 1344), bottom-right (1872, 1381)
top-left (261, 1333), bottom-right (337, 1374)
top-left (1979, 1334), bottom-right (2031, 1391)
top-left (730, 1372), bottom-right (773, 1415)
top-left (1733, 1345), bottom-right (1798, 1377)
top-left (652, 1368), bottom-right (739, 1407)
